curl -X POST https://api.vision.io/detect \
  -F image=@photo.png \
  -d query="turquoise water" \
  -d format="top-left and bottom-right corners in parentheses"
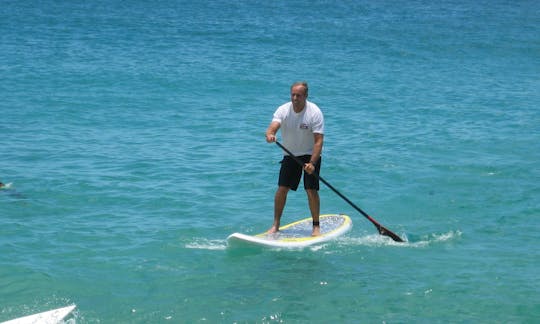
top-left (1, 1), bottom-right (539, 322)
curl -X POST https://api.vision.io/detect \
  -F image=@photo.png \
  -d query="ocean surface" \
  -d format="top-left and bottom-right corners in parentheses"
top-left (1, 1), bottom-right (539, 323)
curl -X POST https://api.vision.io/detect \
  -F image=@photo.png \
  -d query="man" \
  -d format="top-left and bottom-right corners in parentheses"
top-left (265, 81), bottom-right (324, 236)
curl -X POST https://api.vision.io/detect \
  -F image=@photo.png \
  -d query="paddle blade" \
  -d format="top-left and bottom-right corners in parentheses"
top-left (376, 224), bottom-right (404, 242)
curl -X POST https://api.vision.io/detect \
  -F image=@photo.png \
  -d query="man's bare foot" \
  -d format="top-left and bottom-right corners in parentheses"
top-left (312, 226), bottom-right (321, 236)
top-left (267, 225), bottom-right (279, 234)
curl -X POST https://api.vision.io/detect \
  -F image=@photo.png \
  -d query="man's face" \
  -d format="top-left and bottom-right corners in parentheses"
top-left (291, 85), bottom-right (307, 109)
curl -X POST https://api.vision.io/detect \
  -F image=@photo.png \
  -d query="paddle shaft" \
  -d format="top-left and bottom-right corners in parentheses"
top-left (275, 141), bottom-right (403, 242)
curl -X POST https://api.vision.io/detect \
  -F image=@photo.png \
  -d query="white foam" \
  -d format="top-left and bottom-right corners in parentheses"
top-left (309, 244), bottom-right (328, 252)
top-left (337, 230), bottom-right (462, 248)
top-left (1, 182), bottom-right (13, 189)
top-left (184, 238), bottom-right (227, 250)
top-left (338, 234), bottom-right (407, 247)
top-left (430, 230), bottom-right (462, 242)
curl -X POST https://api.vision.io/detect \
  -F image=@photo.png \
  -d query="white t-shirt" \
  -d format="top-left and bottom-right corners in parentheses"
top-left (272, 100), bottom-right (324, 156)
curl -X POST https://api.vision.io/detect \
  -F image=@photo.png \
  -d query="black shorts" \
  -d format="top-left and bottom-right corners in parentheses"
top-left (278, 155), bottom-right (321, 191)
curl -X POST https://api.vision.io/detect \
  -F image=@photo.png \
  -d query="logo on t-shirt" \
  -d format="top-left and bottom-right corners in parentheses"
top-left (299, 123), bottom-right (309, 129)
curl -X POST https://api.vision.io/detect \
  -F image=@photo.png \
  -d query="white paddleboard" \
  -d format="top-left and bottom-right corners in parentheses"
top-left (1, 305), bottom-right (76, 324)
top-left (228, 214), bottom-right (352, 248)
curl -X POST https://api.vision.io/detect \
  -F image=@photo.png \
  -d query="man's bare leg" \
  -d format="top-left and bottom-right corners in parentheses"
top-left (306, 189), bottom-right (320, 236)
top-left (268, 186), bottom-right (289, 233)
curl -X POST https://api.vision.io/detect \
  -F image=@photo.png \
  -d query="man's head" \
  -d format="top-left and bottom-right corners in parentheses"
top-left (291, 81), bottom-right (308, 96)
top-left (290, 81), bottom-right (308, 111)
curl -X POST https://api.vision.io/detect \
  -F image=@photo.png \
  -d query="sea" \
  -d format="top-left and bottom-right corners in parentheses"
top-left (1, 1), bottom-right (539, 323)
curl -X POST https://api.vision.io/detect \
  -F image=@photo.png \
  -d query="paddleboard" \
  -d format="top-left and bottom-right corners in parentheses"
top-left (227, 214), bottom-right (352, 248)
top-left (1, 305), bottom-right (76, 324)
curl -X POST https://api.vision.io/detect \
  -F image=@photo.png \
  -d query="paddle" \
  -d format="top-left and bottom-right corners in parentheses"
top-left (275, 141), bottom-right (404, 242)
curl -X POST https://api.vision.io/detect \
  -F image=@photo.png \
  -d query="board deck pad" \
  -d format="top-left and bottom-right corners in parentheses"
top-left (227, 214), bottom-right (352, 248)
